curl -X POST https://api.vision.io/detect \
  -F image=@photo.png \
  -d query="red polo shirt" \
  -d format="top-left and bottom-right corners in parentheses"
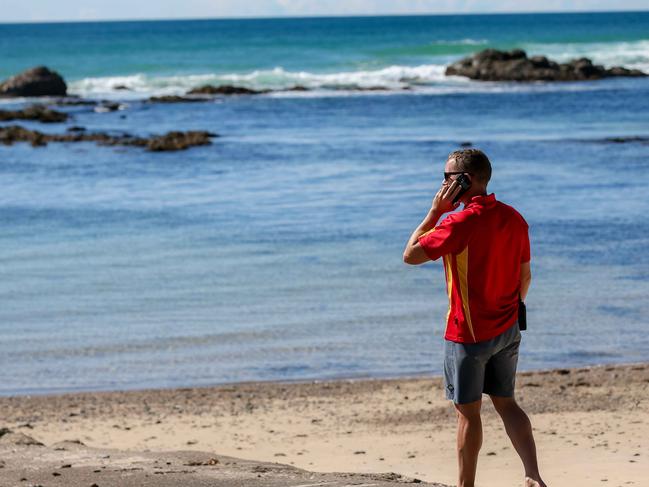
top-left (417, 193), bottom-right (530, 343)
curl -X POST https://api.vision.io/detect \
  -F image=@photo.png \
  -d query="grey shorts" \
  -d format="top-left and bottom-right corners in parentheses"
top-left (444, 323), bottom-right (521, 404)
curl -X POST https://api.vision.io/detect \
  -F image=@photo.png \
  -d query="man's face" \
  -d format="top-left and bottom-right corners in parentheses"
top-left (443, 158), bottom-right (466, 186)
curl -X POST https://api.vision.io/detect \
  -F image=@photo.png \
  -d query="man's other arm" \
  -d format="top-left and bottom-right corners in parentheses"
top-left (403, 180), bottom-right (461, 265)
top-left (520, 261), bottom-right (531, 301)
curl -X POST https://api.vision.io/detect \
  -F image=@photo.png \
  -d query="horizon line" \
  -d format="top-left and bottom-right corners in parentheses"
top-left (1, 8), bottom-right (648, 25)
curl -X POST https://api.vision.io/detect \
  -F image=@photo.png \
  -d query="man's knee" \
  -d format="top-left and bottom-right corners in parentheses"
top-left (489, 394), bottom-right (518, 415)
top-left (454, 398), bottom-right (482, 421)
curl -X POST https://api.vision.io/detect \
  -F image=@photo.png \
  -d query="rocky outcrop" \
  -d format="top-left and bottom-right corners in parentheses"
top-left (0, 66), bottom-right (67, 97)
top-left (94, 101), bottom-right (128, 112)
top-left (148, 85), bottom-right (312, 103)
top-left (445, 49), bottom-right (647, 82)
top-left (148, 95), bottom-right (211, 103)
top-left (50, 97), bottom-right (98, 106)
top-left (187, 84), bottom-right (270, 95)
top-left (147, 131), bottom-right (215, 151)
top-left (0, 104), bottom-right (68, 123)
top-left (0, 125), bottom-right (216, 151)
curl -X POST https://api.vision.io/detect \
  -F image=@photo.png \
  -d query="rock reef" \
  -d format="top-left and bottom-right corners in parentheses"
top-left (148, 95), bottom-right (211, 103)
top-left (0, 125), bottom-right (216, 151)
top-left (0, 104), bottom-right (68, 123)
top-left (187, 84), bottom-right (270, 95)
top-left (0, 66), bottom-right (67, 97)
top-left (446, 49), bottom-right (647, 82)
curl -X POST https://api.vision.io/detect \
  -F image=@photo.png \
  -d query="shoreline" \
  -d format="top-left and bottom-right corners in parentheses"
top-left (1, 362), bottom-right (647, 486)
top-left (2, 359), bottom-right (647, 399)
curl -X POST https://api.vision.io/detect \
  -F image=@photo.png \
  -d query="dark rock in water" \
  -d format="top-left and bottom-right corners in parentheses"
top-left (146, 131), bottom-right (215, 151)
top-left (0, 66), bottom-right (67, 97)
top-left (0, 104), bottom-right (68, 123)
top-left (0, 125), bottom-right (216, 151)
top-left (148, 95), bottom-right (212, 103)
top-left (112, 84), bottom-right (131, 90)
top-left (603, 136), bottom-right (649, 144)
top-left (285, 85), bottom-right (309, 92)
top-left (319, 84), bottom-right (389, 91)
top-left (50, 97), bottom-right (98, 106)
top-left (347, 85), bottom-right (389, 91)
top-left (445, 49), bottom-right (647, 82)
top-left (459, 141), bottom-right (472, 147)
top-left (187, 84), bottom-right (270, 95)
top-left (94, 102), bottom-right (126, 113)
top-left (67, 126), bottom-right (86, 132)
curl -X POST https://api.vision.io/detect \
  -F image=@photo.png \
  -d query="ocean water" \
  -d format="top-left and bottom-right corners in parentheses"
top-left (1, 12), bottom-right (648, 396)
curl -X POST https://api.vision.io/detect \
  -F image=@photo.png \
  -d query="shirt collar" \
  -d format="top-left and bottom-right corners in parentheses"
top-left (465, 193), bottom-right (496, 208)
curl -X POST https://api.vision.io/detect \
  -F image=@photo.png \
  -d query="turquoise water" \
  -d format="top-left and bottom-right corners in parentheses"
top-left (0, 12), bottom-right (648, 396)
top-left (2, 12), bottom-right (648, 95)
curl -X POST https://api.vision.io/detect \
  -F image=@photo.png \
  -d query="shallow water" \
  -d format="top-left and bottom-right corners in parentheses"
top-left (0, 13), bottom-right (648, 395)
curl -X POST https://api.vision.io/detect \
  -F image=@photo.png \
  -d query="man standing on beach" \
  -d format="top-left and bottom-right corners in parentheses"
top-left (402, 149), bottom-right (547, 487)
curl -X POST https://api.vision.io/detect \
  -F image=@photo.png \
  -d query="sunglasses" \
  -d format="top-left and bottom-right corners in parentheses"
top-left (444, 171), bottom-right (472, 180)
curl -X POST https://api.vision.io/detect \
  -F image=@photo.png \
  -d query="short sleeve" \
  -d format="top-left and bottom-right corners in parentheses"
top-left (417, 215), bottom-right (471, 261)
top-left (521, 225), bottom-right (531, 263)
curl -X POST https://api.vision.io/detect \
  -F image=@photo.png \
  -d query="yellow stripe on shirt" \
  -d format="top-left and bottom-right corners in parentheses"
top-left (456, 245), bottom-right (477, 342)
top-left (443, 254), bottom-right (453, 335)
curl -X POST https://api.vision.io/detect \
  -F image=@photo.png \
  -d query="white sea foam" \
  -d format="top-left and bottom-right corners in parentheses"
top-left (66, 38), bottom-right (649, 99)
top-left (523, 39), bottom-right (649, 72)
top-left (68, 64), bottom-right (450, 98)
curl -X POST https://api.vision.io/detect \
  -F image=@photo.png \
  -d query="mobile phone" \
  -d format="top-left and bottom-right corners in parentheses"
top-left (452, 173), bottom-right (472, 203)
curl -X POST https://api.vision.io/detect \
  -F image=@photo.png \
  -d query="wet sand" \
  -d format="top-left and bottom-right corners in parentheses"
top-left (1, 362), bottom-right (647, 487)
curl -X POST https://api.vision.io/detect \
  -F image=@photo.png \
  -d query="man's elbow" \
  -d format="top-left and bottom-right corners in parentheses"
top-left (403, 249), bottom-right (429, 265)
top-left (403, 251), bottom-right (415, 265)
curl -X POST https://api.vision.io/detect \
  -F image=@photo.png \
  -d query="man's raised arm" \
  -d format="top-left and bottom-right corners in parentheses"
top-left (403, 179), bottom-right (461, 265)
top-left (403, 208), bottom-right (443, 265)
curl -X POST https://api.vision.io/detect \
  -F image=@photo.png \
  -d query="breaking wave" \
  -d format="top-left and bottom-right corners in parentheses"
top-left (66, 38), bottom-right (649, 99)
top-left (68, 64), bottom-right (451, 97)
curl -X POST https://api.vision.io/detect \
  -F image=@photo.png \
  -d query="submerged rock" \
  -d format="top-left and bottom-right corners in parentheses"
top-left (187, 84), bottom-right (270, 95)
top-left (446, 49), bottom-right (647, 82)
top-left (94, 102), bottom-right (127, 113)
top-left (146, 131), bottom-right (215, 151)
top-left (0, 125), bottom-right (216, 151)
top-left (603, 136), bottom-right (649, 144)
top-left (147, 95), bottom-right (212, 103)
top-left (50, 97), bottom-right (98, 106)
top-left (0, 104), bottom-right (68, 123)
top-left (0, 66), bottom-right (67, 97)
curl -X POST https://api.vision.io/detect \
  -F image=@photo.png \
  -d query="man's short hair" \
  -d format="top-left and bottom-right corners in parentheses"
top-left (447, 148), bottom-right (492, 184)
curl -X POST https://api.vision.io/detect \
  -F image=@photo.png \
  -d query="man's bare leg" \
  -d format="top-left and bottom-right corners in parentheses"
top-left (489, 395), bottom-right (547, 487)
top-left (454, 398), bottom-right (483, 487)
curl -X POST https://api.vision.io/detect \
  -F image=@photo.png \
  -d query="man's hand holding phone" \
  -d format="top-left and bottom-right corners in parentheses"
top-left (432, 179), bottom-right (462, 214)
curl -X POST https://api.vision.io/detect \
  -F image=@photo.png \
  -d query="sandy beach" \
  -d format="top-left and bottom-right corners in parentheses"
top-left (0, 362), bottom-right (647, 487)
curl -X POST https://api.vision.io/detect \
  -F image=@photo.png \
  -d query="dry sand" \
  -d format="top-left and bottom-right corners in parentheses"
top-left (1, 362), bottom-right (647, 487)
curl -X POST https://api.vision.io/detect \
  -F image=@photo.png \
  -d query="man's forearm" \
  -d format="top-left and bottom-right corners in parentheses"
top-left (405, 208), bottom-right (443, 252)
top-left (520, 277), bottom-right (531, 301)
